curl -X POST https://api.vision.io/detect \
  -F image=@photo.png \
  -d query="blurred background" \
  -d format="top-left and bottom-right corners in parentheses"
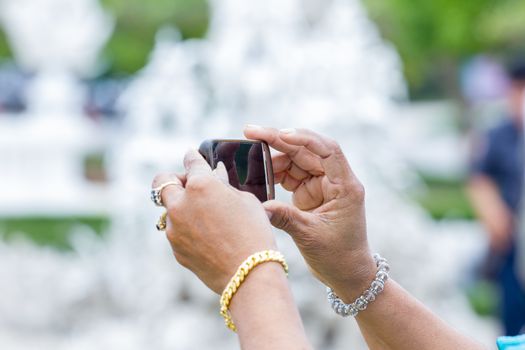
top-left (0, 0), bottom-right (524, 348)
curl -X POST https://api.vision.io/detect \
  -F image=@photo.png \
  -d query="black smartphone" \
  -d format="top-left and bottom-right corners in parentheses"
top-left (199, 139), bottom-right (275, 202)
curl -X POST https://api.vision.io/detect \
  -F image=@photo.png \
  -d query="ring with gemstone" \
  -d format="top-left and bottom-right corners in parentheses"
top-left (156, 211), bottom-right (168, 231)
top-left (151, 181), bottom-right (180, 207)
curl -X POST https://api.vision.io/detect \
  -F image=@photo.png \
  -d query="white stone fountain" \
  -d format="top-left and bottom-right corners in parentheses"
top-left (0, 0), bottom-right (113, 215)
top-left (0, 0), bottom-right (500, 349)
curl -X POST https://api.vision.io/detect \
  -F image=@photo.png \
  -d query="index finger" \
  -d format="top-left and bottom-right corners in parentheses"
top-left (244, 125), bottom-right (299, 154)
top-left (184, 149), bottom-right (212, 180)
top-left (278, 128), bottom-right (353, 184)
top-left (244, 125), bottom-right (323, 175)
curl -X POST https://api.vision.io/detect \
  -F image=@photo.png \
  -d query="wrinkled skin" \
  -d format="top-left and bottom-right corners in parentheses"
top-left (243, 126), bottom-right (376, 299)
top-left (152, 151), bottom-right (277, 294)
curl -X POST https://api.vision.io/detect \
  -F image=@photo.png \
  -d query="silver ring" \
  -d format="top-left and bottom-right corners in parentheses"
top-left (151, 181), bottom-right (180, 206)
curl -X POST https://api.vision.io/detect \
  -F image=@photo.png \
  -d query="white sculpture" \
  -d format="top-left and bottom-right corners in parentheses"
top-left (0, 0), bottom-right (113, 215)
top-left (0, 0), bottom-right (499, 349)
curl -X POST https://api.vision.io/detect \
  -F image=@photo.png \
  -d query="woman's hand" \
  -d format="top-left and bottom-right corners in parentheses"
top-left (152, 149), bottom-right (277, 294)
top-left (152, 133), bottom-right (485, 350)
top-left (153, 150), bottom-right (312, 349)
top-left (244, 126), bottom-right (376, 302)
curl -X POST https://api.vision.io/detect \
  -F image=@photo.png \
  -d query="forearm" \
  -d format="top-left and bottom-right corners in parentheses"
top-left (467, 176), bottom-right (512, 231)
top-left (339, 279), bottom-right (486, 350)
top-left (229, 262), bottom-right (312, 350)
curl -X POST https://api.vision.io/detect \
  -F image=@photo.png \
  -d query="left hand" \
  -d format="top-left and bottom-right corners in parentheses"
top-left (152, 150), bottom-right (277, 294)
top-left (243, 126), bottom-right (376, 302)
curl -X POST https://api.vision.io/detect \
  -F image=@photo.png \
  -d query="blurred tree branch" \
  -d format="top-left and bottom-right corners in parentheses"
top-left (0, 0), bottom-right (209, 75)
top-left (0, 29), bottom-right (12, 59)
top-left (362, 0), bottom-right (525, 99)
top-left (2, 0), bottom-right (525, 98)
top-left (100, 0), bottom-right (209, 75)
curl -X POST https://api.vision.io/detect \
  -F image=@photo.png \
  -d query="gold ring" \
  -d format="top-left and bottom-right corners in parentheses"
top-left (156, 211), bottom-right (168, 231)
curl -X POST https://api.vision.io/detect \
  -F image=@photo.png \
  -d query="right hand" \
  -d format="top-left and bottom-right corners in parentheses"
top-left (244, 126), bottom-right (377, 301)
top-left (152, 150), bottom-right (277, 295)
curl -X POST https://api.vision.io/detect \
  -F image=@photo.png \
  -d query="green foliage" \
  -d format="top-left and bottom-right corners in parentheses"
top-left (362, 0), bottom-right (525, 97)
top-left (100, 0), bottom-right (209, 74)
top-left (412, 175), bottom-right (475, 220)
top-left (0, 0), bottom-right (209, 74)
top-left (466, 279), bottom-right (499, 317)
top-left (3, 0), bottom-right (525, 94)
top-left (0, 216), bottom-right (110, 250)
top-left (0, 30), bottom-right (12, 59)
top-left (477, 0), bottom-right (525, 49)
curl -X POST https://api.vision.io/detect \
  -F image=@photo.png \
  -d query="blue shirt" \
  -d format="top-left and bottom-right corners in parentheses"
top-left (472, 119), bottom-right (524, 215)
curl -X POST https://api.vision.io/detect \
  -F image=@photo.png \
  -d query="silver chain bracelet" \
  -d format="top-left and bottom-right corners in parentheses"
top-left (326, 254), bottom-right (389, 317)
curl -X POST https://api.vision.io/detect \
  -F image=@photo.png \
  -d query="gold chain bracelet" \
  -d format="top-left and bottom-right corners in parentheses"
top-left (219, 250), bottom-right (289, 332)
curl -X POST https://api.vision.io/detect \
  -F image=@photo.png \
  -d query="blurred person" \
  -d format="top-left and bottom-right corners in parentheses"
top-left (149, 126), bottom-right (521, 350)
top-left (468, 62), bottom-right (525, 336)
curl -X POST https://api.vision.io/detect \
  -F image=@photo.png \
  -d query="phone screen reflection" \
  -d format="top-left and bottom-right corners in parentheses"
top-left (212, 141), bottom-right (268, 202)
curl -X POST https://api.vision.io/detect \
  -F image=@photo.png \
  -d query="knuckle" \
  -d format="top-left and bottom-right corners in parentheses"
top-left (337, 180), bottom-right (365, 202)
top-left (187, 157), bottom-right (200, 167)
top-left (326, 138), bottom-right (342, 153)
top-left (186, 176), bottom-right (212, 192)
top-left (166, 201), bottom-right (179, 213)
top-left (350, 181), bottom-right (366, 202)
top-left (241, 190), bottom-right (258, 202)
top-left (183, 151), bottom-right (196, 164)
top-left (152, 173), bottom-right (169, 188)
top-left (269, 132), bottom-right (279, 144)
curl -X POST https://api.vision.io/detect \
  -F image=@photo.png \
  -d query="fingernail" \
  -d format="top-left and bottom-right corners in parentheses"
top-left (279, 128), bottom-right (296, 134)
top-left (265, 210), bottom-right (274, 220)
top-left (245, 124), bottom-right (262, 130)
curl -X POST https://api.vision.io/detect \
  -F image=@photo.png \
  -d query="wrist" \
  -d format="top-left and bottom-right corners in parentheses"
top-left (220, 250), bottom-right (288, 331)
top-left (331, 250), bottom-right (377, 304)
top-left (228, 261), bottom-right (311, 348)
top-left (327, 254), bottom-right (390, 318)
top-left (229, 261), bottom-right (293, 335)
top-left (229, 262), bottom-right (288, 316)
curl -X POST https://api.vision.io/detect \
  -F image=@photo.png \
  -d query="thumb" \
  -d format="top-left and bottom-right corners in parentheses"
top-left (263, 200), bottom-right (312, 236)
